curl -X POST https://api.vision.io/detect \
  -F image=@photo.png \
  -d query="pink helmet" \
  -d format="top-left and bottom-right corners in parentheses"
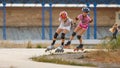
top-left (59, 11), bottom-right (68, 19)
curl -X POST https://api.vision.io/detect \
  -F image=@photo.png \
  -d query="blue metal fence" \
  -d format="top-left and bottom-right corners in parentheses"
top-left (86, 2), bottom-right (90, 39)
top-left (49, 2), bottom-right (53, 40)
top-left (1, 0), bottom-right (120, 40)
top-left (93, 3), bottom-right (97, 39)
top-left (3, 0), bottom-right (120, 4)
top-left (41, 2), bottom-right (45, 40)
top-left (2, 0), bottom-right (7, 40)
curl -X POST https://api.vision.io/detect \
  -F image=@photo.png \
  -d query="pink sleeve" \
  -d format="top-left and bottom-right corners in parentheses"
top-left (88, 16), bottom-right (91, 22)
top-left (77, 14), bottom-right (83, 20)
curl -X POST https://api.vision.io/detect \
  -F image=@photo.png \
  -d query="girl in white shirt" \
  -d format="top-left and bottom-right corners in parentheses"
top-left (45, 11), bottom-right (72, 52)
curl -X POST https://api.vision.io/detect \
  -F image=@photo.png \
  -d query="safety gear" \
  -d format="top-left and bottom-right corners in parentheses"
top-left (51, 40), bottom-right (56, 45)
top-left (72, 32), bottom-right (76, 37)
top-left (54, 32), bottom-right (58, 38)
top-left (76, 44), bottom-right (83, 49)
top-left (55, 45), bottom-right (64, 53)
top-left (59, 11), bottom-right (68, 19)
top-left (77, 35), bottom-right (81, 40)
top-left (82, 7), bottom-right (90, 13)
top-left (45, 45), bottom-right (55, 52)
top-left (74, 44), bottom-right (84, 51)
top-left (61, 33), bottom-right (65, 39)
top-left (64, 41), bottom-right (71, 46)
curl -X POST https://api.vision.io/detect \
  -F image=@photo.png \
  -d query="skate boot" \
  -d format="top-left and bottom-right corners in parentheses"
top-left (74, 44), bottom-right (84, 52)
top-left (55, 45), bottom-right (64, 53)
top-left (64, 41), bottom-right (71, 48)
top-left (45, 45), bottom-right (55, 52)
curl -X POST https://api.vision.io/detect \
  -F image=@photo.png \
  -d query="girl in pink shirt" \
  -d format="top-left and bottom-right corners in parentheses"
top-left (64, 7), bottom-right (93, 51)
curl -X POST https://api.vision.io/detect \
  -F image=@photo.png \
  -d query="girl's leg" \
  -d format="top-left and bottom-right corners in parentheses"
top-left (75, 29), bottom-right (86, 50)
top-left (77, 29), bottom-right (86, 44)
top-left (51, 29), bottom-right (62, 46)
top-left (70, 26), bottom-right (81, 40)
top-left (113, 30), bottom-right (118, 40)
top-left (61, 29), bottom-right (69, 46)
top-left (111, 34), bottom-right (114, 41)
top-left (111, 32), bottom-right (117, 41)
top-left (46, 28), bottom-right (63, 52)
top-left (65, 26), bottom-right (81, 46)
top-left (55, 29), bottom-right (69, 52)
top-left (113, 34), bottom-right (117, 39)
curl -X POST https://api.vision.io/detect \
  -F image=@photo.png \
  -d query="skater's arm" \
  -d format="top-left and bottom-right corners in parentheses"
top-left (89, 18), bottom-right (93, 23)
top-left (74, 17), bottom-right (80, 24)
top-left (89, 16), bottom-right (93, 23)
top-left (71, 17), bottom-right (79, 27)
top-left (71, 19), bottom-right (77, 29)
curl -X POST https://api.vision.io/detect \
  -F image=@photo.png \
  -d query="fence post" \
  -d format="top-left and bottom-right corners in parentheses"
top-left (2, 0), bottom-right (7, 40)
top-left (93, 2), bottom-right (97, 39)
top-left (49, 2), bottom-right (52, 40)
top-left (42, 1), bottom-right (45, 40)
top-left (86, 2), bottom-right (90, 39)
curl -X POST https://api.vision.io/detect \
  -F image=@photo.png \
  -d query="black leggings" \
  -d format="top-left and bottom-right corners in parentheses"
top-left (111, 29), bottom-right (118, 40)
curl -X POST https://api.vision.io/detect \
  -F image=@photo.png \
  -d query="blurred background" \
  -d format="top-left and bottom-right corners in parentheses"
top-left (0, 0), bottom-right (120, 40)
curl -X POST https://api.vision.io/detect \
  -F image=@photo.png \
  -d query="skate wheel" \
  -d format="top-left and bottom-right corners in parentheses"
top-left (55, 49), bottom-right (59, 53)
top-left (45, 48), bottom-right (51, 52)
top-left (55, 49), bottom-right (64, 53)
top-left (45, 49), bottom-right (48, 52)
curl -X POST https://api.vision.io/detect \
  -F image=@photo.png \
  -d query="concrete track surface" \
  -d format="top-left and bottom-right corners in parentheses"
top-left (0, 48), bottom-right (95, 68)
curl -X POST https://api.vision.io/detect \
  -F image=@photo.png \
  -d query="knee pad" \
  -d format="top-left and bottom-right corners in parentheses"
top-left (77, 35), bottom-right (81, 39)
top-left (72, 32), bottom-right (76, 37)
top-left (61, 33), bottom-right (65, 39)
top-left (54, 32), bottom-right (58, 38)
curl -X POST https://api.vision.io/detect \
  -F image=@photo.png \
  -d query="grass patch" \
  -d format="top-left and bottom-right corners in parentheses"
top-left (31, 55), bottom-right (96, 67)
top-left (101, 35), bottom-right (120, 51)
top-left (36, 44), bottom-right (42, 48)
top-left (86, 50), bottom-right (120, 63)
top-left (0, 41), bottom-right (50, 48)
top-left (87, 35), bottom-right (120, 63)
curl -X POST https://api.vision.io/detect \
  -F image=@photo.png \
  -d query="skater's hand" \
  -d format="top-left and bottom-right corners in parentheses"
top-left (89, 18), bottom-right (93, 23)
top-left (72, 23), bottom-right (77, 29)
top-left (75, 17), bottom-right (79, 21)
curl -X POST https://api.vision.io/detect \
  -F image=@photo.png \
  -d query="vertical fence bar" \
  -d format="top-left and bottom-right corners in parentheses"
top-left (93, 3), bottom-right (97, 39)
top-left (2, 1), bottom-right (6, 40)
top-left (42, 2), bottom-right (45, 40)
top-left (86, 3), bottom-right (90, 39)
top-left (49, 2), bottom-right (52, 40)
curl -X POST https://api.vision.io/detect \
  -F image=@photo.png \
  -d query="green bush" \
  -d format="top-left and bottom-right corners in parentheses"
top-left (36, 44), bottom-right (42, 48)
top-left (109, 35), bottom-right (120, 49)
top-left (31, 55), bottom-right (96, 67)
top-left (101, 35), bottom-right (120, 51)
